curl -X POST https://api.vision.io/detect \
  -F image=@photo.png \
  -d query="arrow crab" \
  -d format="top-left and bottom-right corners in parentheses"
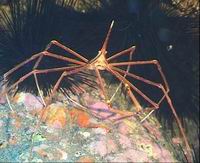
top-left (1, 21), bottom-right (192, 162)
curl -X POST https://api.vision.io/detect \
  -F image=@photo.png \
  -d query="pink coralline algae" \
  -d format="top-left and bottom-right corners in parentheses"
top-left (118, 133), bottom-right (133, 149)
top-left (109, 149), bottom-right (149, 162)
top-left (136, 137), bottom-right (176, 162)
top-left (0, 91), bottom-right (178, 162)
top-left (142, 121), bottom-right (162, 140)
top-left (152, 143), bottom-right (175, 162)
top-left (107, 139), bottom-right (118, 153)
top-left (0, 96), bottom-right (6, 104)
top-left (13, 93), bottom-right (43, 110)
top-left (90, 138), bottom-right (107, 157)
top-left (89, 136), bottom-right (118, 157)
top-left (82, 93), bottom-right (97, 105)
top-left (88, 101), bottom-right (125, 121)
top-left (118, 122), bottom-right (131, 135)
top-left (22, 93), bottom-right (44, 110)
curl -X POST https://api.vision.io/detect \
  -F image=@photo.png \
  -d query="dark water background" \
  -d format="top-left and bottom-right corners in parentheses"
top-left (0, 0), bottom-right (199, 161)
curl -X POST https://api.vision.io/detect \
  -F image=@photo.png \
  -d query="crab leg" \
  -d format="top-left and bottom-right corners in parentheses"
top-left (30, 66), bottom-right (88, 143)
top-left (3, 50), bottom-right (85, 80)
top-left (110, 60), bottom-right (169, 92)
top-left (4, 52), bottom-right (42, 78)
top-left (109, 66), bottom-right (192, 162)
top-left (113, 66), bottom-right (161, 88)
top-left (94, 68), bottom-right (107, 100)
top-left (33, 55), bottom-right (50, 106)
top-left (112, 67), bottom-right (168, 105)
top-left (33, 55), bottom-right (43, 69)
top-left (106, 67), bottom-right (159, 109)
top-left (43, 51), bottom-right (86, 65)
top-left (3, 66), bottom-right (81, 95)
top-left (108, 47), bottom-right (142, 111)
top-left (29, 65), bottom-right (88, 160)
top-left (112, 107), bottom-right (156, 122)
top-left (32, 65), bottom-right (88, 124)
top-left (29, 70), bottom-right (74, 160)
top-left (46, 40), bottom-right (88, 62)
top-left (45, 65), bottom-right (88, 104)
top-left (33, 73), bottom-right (46, 106)
top-left (109, 46), bottom-right (135, 102)
top-left (107, 46), bottom-right (136, 62)
top-left (126, 88), bottom-right (143, 112)
top-left (107, 67), bottom-right (143, 112)
top-left (94, 68), bottom-right (134, 116)
top-left (159, 86), bottom-right (193, 163)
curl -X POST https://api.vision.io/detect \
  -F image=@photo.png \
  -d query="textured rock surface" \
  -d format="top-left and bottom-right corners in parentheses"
top-left (0, 92), bottom-right (183, 162)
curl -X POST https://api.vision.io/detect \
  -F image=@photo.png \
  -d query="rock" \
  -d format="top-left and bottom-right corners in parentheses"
top-left (0, 96), bottom-right (6, 104)
top-left (0, 91), bottom-right (180, 162)
top-left (89, 137), bottom-right (118, 157)
top-left (33, 144), bottom-right (49, 158)
top-left (172, 137), bottom-right (182, 145)
top-left (137, 141), bottom-right (154, 157)
top-left (90, 138), bottom-right (107, 157)
top-left (80, 132), bottom-right (91, 138)
top-left (0, 120), bottom-right (4, 127)
top-left (38, 103), bottom-right (67, 129)
top-left (36, 103), bottom-right (109, 130)
top-left (89, 102), bottom-right (109, 111)
top-left (151, 143), bottom-right (175, 162)
top-left (75, 151), bottom-right (82, 157)
top-left (109, 149), bottom-right (149, 162)
top-left (81, 93), bottom-right (97, 105)
top-left (77, 156), bottom-right (95, 163)
top-left (69, 108), bottom-right (90, 128)
top-left (118, 122), bottom-right (131, 135)
top-left (32, 133), bottom-right (46, 142)
top-left (142, 121), bottom-right (162, 140)
top-left (11, 117), bottom-right (21, 129)
top-left (12, 93), bottom-right (43, 110)
top-left (136, 138), bottom-right (176, 162)
top-left (8, 135), bottom-right (19, 145)
top-left (0, 141), bottom-right (8, 149)
top-left (92, 128), bottom-right (107, 135)
top-left (56, 148), bottom-right (68, 160)
top-left (106, 139), bottom-right (118, 154)
top-left (118, 133), bottom-right (132, 149)
top-left (88, 102), bottom-right (124, 121)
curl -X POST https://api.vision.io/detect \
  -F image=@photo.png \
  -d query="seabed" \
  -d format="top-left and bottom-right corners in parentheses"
top-left (0, 87), bottom-right (184, 162)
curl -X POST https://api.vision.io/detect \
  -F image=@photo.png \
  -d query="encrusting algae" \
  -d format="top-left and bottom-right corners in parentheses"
top-left (36, 103), bottom-right (110, 131)
top-left (0, 91), bottom-right (181, 162)
top-left (11, 93), bottom-right (108, 129)
top-left (77, 156), bottom-right (95, 163)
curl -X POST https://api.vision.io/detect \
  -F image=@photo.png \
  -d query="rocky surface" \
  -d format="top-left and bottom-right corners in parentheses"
top-left (0, 91), bottom-right (185, 162)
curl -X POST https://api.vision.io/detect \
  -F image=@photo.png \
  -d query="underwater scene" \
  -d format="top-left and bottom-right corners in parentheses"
top-left (0, 0), bottom-right (199, 162)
